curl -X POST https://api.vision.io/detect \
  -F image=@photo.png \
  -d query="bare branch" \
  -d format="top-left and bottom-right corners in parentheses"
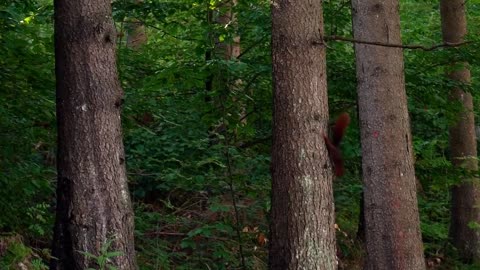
top-left (314, 35), bottom-right (473, 51)
top-left (237, 34), bottom-right (269, 59)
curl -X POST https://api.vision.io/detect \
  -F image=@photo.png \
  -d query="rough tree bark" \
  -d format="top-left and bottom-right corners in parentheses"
top-left (440, 0), bottom-right (480, 262)
top-left (51, 0), bottom-right (137, 269)
top-left (351, 0), bottom-right (425, 269)
top-left (269, 0), bottom-right (336, 269)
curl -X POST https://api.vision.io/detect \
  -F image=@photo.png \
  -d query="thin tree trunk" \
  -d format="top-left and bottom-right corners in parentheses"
top-left (269, 1), bottom-right (336, 269)
top-left (351, 0), bottom-right (425, 269)
top-left (215, 0), bottom-right (246, 125)
top-left (440, 0), bottom-right (480, 262)
top-left (126, 19), bottom-right (147, 49)
top-left (126, 0), bottom-right (147, 49)
top-left (51, 0), bottom-right (136, 269)
top-left (205, 8), bottom-right (214, 100)
top-left (215, 0), bottom-right (240, 60)
top-left (211, 0), bottom-right (241, 91)
top-left (206, 0), bottom-right (243, 126)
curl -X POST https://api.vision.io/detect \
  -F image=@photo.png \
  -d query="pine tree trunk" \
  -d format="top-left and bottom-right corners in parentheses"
top-left (51, 0), bottom-right (137, 269)
top-left (440, 0), bottom-right (480, 262)
top-left (351, 0), bottom-right (425, 269)
top-left (269, 1), bottom-right (336, 269)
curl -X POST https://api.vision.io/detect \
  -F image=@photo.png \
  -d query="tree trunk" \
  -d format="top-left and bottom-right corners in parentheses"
top-left (440, 0), bottom-right (480, 262)
top-left (205, 0), bottom-right (243, 126)
top-left (126, 19), bottom-right (147, 49)
top-left (51, 0), bottom-right (137, 269)
top-left (126, 0), bottom-right (147, 49)
top-left (215, 0), bottom-right (246, 125)
top-left (269, 1), bottom-right (336, 269)
top-left (210, 0), bottom-right (241, 93)
top-left (351, 0), bottom-right (425, 269)
top-left (215, 0), bottom-right (240, 60)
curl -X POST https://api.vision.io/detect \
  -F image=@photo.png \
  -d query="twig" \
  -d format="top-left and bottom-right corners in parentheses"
top-left (144, 231), bottom-right (231, 242)
top-left (122, 19), bottom-right (201, 42)
top-left (223, 128), bottom-right (247, 269)
top-left (237, 136), bottom-right (271, 149)
top-left (315, 35), bottom-right (473, 51)
top-left (238, 109), bottom-right (255, 124)
top-left (219, 85), bottom-right (247, 269)
top-left (237, 34), bottom-right (269, 59)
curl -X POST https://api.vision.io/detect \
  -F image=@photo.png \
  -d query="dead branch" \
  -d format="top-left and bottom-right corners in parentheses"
top-left (314, 35), bottom-right (472, 51)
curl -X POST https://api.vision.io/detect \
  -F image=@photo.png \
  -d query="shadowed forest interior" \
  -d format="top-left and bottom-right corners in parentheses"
top-left (2, 0), bottom-right (480, 269)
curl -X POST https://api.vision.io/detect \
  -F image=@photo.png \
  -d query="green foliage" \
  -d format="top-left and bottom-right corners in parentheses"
top-left (31, 259), bottom-right (48, 270)
top-left (0, 241), bottom-right (32, 269)
top-left (2, 0), bottom-right (480, 269)
top-left (115, 1), bottom-right (272, 267)
top-left (0, 0), bottom-right (55, 237)
top-left (79, 239), bottom-right (123, 270)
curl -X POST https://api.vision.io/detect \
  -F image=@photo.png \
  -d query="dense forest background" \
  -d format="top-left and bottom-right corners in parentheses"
top-left (1, 0), bottom-right (480, 269)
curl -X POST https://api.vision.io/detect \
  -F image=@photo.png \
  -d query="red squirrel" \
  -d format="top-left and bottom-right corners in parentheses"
top-left (323, 113), bottom-right (350, 177)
